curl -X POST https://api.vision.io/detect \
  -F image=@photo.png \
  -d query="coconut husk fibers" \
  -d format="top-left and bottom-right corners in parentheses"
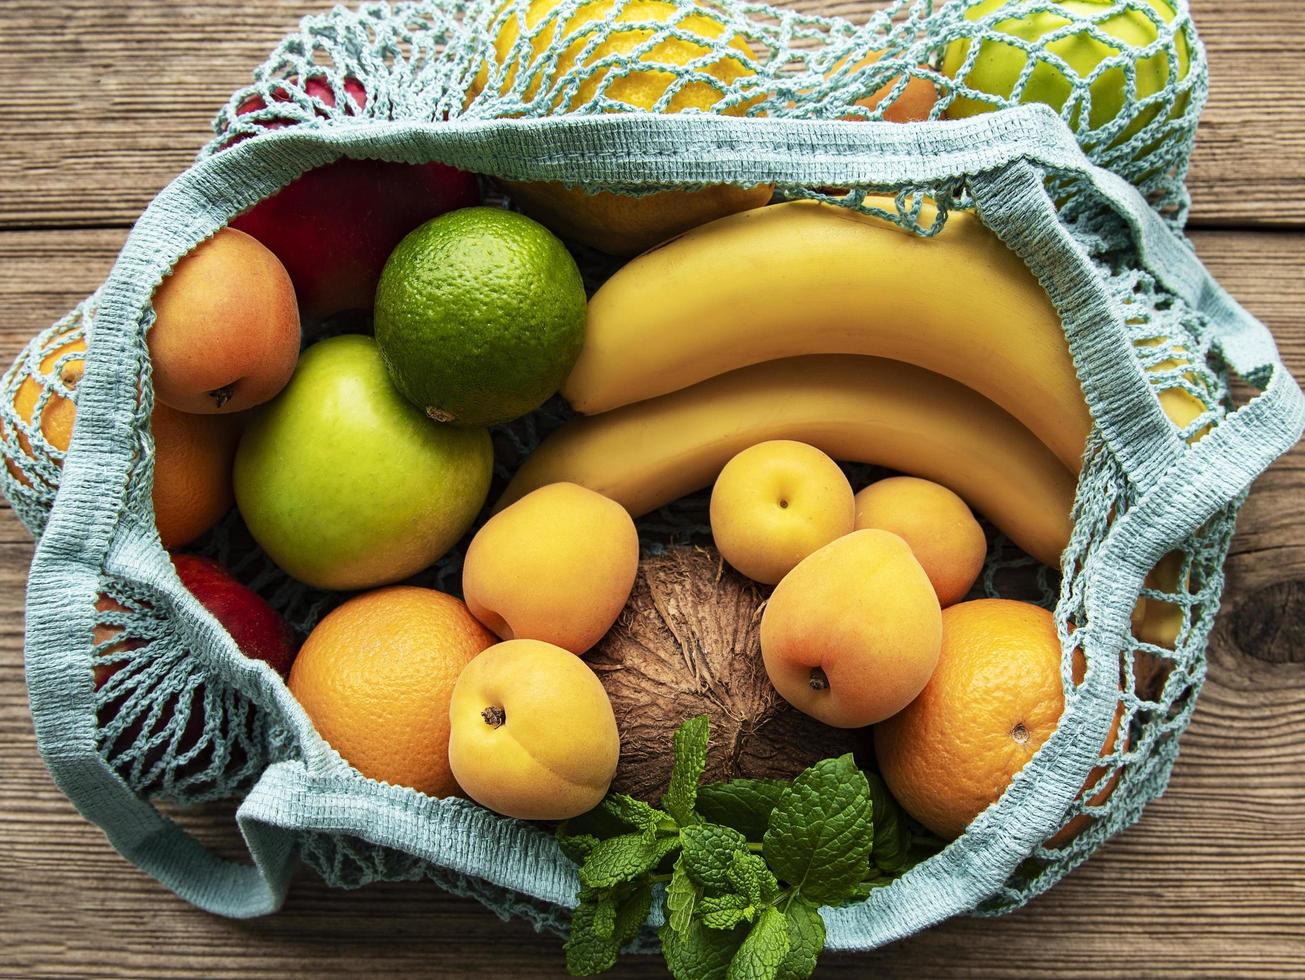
top-left (588, 545), bottom-right (862, 802)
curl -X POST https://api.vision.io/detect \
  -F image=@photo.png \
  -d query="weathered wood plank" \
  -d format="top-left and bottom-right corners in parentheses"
top-left (0, 0), bottom-right (1301, 229)
top-left (0, 225), bottom-right (1302, 977)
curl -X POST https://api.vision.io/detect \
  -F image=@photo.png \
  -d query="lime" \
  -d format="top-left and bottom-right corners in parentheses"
top-left (374, 206), bottom-right (587, 427)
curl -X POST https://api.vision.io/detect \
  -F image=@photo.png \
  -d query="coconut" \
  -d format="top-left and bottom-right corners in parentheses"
top-left (588, 545), bottom-right (862, 802)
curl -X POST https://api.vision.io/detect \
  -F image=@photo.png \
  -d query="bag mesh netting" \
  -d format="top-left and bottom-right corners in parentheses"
top-left (3, 0), bottom-right (1301, 950)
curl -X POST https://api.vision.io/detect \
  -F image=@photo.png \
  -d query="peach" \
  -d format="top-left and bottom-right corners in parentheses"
top-left (709, 440), bottom-right (854, 585)
top-left (149, 227), bottom-right (301, 414)
top-left (464, 483), bottom-right (638, 654)
top-left (854, 476), bottom-right (987, 607)
top-left (447, 639), bottom-right (620, 820)
top-left (760, 529), bottom-right (941, 728)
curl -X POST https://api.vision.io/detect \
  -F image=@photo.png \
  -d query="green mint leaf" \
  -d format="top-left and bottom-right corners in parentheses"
top-left (560, 793), bottom-right (664, 851)
top-left (775, 899), bottom-right (825, 980)
top-left (666, 855), bottom-right (699, 935)
top-left (663, 715), bottom-right (711, 826)
top-left (867, 773), bottom-right (912, 876)
top-left (698, 893), bottom-right (752, 931)
top-left (725, 851), bottom-right (778, 908)
top-left (696, 853), bottom-right (778, 931)
top-left (599, 794), bottom-right (667, 834)
top-left (563, 898), bottom-right (612, 975)
top-left (695, 779), bottom-right (788, 841)
top-left (661, 920), bottom-right (745, 980)
top-left (564, 879), bottom-right (654, 976)
top-left (557, 829), bottom-right (602, 866)
top-left (592, 889), bottom-right (619, 940)
top-left (727, 906), bottom-right (790, 980)
top-left (612, 879), bottom-right (654, 950)
top-left (681, 823), bottom-right (749, 890)
top-left (580, 832), bottom-right (679, 890)
top-left (565, 887), bottom-right (622, 976)
top-left (762, 755), bottom-right (874, 906)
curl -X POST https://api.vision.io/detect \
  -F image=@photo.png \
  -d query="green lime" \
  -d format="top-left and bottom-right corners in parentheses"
top-left (374, 206), bottom-right (587, 427)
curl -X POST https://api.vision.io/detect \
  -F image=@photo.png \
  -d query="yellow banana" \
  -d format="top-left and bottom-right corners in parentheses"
top-left (502, 355), bottom-right (1076, 568)
top-left (563, 198), bottom-right (1092, 474)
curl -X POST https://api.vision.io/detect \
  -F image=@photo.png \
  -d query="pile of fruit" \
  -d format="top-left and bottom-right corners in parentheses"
top-left (2, 1), bottom-right (1201, 977)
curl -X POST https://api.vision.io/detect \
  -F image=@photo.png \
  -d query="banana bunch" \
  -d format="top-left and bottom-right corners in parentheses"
top-left (563, 198), bottom-right (1091, 475)
top-left (506, 199), bottom-right (1209, 618)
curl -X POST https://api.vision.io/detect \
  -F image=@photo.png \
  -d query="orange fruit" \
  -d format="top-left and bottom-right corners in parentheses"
top-left (288, 586), bottom-right (496, 796)
top-left (6, 331), bottom-right (85, 484)
top-left (149, 402), bottom-right (239, 549)
top-left (3, 328), bottom-right (239, 548)
top-left (832, 51), bottom-right (939, 123)
top-left (875, 598), bottom-right (1123, 845)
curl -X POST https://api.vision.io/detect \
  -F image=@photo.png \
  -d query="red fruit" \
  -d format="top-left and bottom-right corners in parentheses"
top-left (230, 159), bottom-right (480, 321)
top-left (93, 558), bottom-right (297, 790)
top-left (171, 553), bottom-right (298, 678)
top-left (227, 73), bottom-right (478, 321)
top-left (235, 74), bottom-right (368, 127)
top-left (92, 595), bottom-right (139, 690)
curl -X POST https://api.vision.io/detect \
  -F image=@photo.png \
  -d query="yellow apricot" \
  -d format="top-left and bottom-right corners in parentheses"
top-left (709, 440), bottom-right (855, 585)
top-left (447, 639), bottom-right (620, 820)
top-left (464, 482), bottom-right (639, 655)
top-left (761, 529), bottom-right (942, 728)
top-left (854, 476), bottom-right (987, 608)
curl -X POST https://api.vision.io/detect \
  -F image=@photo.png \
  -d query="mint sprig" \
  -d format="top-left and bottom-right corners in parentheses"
top-left (557, 716), bottom-right (923, 979)
top-left (763, 755), bottom-right (873, 907)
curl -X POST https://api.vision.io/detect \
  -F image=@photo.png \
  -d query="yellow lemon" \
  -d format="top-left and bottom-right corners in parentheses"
top-left (478, 0), bottom-right (773, 254)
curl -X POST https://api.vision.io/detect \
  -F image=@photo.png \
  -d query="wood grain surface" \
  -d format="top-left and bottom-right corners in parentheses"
top-left (1, 2), bottom-right (1303, 978)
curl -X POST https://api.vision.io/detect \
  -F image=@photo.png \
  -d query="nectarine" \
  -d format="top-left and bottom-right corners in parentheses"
top-left (854, 476), bottom-right (987, 607)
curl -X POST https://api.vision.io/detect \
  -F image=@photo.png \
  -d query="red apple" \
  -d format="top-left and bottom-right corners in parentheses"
top-left (230, 158), bottom-right (480, 322)
top-left (236, 74), bottom-right (368, 123)
top-left (171, 553), bottom-right (298, 678)
top-left (93, 556), bottom-right (298, 789)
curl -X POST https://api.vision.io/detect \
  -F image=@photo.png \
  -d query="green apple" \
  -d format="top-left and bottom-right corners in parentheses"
top-left (942, 0), bottom-right (1190, 142)
top-left (234, 334), bottom-right (493, 590)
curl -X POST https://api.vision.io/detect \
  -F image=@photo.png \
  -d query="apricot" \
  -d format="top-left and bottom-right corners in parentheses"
top-left (760, 529), bottom-right (941, 729)
top-left (854, 476), bottom-right (987, 608)
top-left (465, 482), bottom-right (638, 654)
top-left (149, 227), bottom-right (301, 414)
top-left (447, 639), bottom-right (620, 820)
top-left (709, 440), bottom-right (854, 585)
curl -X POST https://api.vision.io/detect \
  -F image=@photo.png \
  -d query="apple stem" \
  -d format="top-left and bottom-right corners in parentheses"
top-left (482, 705), bottom-right (506, 728)
top-left (208, 384), bottom-right (235, 409)
top-left (809, 667), bottom-right (829, 691)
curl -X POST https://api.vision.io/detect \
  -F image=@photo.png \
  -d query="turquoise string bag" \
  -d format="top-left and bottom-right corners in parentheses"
top-left (3, 0), bottom-right (1302, 953)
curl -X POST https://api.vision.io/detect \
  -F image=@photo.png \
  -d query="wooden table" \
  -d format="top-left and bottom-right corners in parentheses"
top-left (2, 2), bottom-right (1302, 977)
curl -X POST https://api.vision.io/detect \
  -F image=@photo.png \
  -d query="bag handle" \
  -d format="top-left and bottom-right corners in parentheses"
top-left (967, 160), bottom-right (1187, 491)
top-left (24, 546), bottom-right (300, 917)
